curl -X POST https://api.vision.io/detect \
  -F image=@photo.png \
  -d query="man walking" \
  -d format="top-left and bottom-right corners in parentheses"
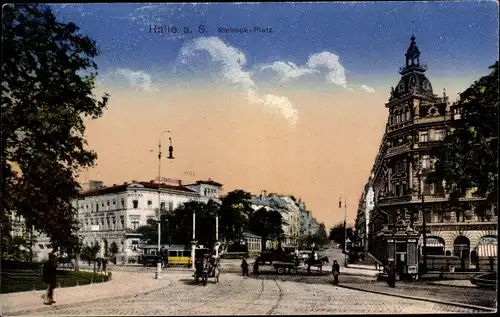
top-left (387, 261), bottom-right (396, 288)
top-left (42, 253), bottom-right (57, 305)
top-left (332, 260), bottom-right (340, 285)
top-left (253, 259), bottom-right (260, 277)
top-left (241, 259), bottom-right (249, 277)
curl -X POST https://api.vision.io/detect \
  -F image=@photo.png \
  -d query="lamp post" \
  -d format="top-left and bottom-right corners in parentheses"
top-left (418, 164), bottom-right (427, 270)
top-left (191, 209), bottom-right (196, 271)
top-left (156, 130), bottom-right (174, 279)
top-left (343, 195), bottom-right (348, 267)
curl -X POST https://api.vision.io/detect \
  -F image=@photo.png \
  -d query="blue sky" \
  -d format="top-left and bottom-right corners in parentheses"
top-left (51, 2), bottom-right (498, 80)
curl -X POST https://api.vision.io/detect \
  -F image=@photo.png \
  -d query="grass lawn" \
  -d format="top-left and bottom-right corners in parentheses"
top-left (1, 269), bottom-right (109, 294)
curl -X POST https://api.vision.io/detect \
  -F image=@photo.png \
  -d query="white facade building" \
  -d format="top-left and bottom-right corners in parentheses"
top-left (75, 179), bottom-right (222, 263)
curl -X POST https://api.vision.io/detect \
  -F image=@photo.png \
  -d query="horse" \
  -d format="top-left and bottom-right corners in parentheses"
top-left (306, 256), bottom-right (329, 273)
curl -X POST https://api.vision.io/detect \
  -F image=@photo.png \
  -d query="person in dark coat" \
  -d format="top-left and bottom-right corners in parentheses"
top-left (42, 253), bottom-right (58, 305)
top-left (332, 260), bottom-right (340, 285)
top-left (241, 259), bottom-right (249, 277)
top-left (387, 261), bottom-right (396, 287)
top-left (253, 259), bottom-right (260, 277)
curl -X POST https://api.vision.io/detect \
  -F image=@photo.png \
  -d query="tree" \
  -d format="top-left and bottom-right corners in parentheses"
top-left (248, 207), bottom-right (284, 249)
top-left (428, 62), bottom-right (498, 206)
top-left (2, 4), bottom-right (109, 250)
top-left (315, 223), bottom-right (328, 246)
top-left (218, 190), bottom-right (253, 244)
top-left (328, 222), bottom-right (345, 244)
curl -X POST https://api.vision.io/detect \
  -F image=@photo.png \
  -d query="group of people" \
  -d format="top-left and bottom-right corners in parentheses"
top-left (240, 258), bottom-right (259, 277)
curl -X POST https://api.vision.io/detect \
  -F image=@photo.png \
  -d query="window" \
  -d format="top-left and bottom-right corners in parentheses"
top-left (121, 198), bottom-right (125, 207)
top-left (421, 155), bottom-right (431, 169)
top-left (120, 216), bottom-right (124, 229)
top-left (113, 199), bottom-right (116, 205)
top-left (419, 131), bottom-right (429, 142)
top-left (147, 200), bottom-right (152, 209)
top-left (160, 202), bottom-right (165, 210)
top-left (423, 182), bottom-right (431, 195)
top-left (168, 201), bottom-right (174, 212)
top-left (107, 200), bottom-right (110, 206)
top-left (131, 220), bottom-right (139, 229)
top-left (132, 200), bottom-right (139, 209)
top-left (39, 244), bottom-right (45, 249)
top-left (96, 204), bottom-right (99, 212)
top-left (406, 109), bottom-right (411, 121)
top-left (435, 129), bottom-right (445, 141)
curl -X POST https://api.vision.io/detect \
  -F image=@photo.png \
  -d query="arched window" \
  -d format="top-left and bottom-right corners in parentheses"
top-left (453, 236), bottom-right (470, 260)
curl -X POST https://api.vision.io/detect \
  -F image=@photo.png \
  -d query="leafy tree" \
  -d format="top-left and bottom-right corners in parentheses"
top-left (248, 207), bottom-right (284, 249)
top-left (315, 223), bottom-right (328, 246)
top-left (2, 4), bottom-right (109, 250)
top-left (328, 222), bottom-right (345, 244)
top-left (219, 190), bottom-right (253, 243)
top-left (428, 62), bottom-right (498, 207)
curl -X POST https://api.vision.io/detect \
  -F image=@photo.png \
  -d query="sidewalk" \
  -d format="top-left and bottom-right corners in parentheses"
top-left (0, 270), bottom-right (177, 316)
top-left (428, 279), bottom-right (479, 288)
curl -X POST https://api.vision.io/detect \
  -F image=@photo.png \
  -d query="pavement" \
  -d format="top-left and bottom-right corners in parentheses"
top-left (1, 271), bottom-right (492, 316)
top-left (1, 260), bottom-right (496, 316)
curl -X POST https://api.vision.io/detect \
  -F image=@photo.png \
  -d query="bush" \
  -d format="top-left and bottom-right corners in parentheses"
top-left (1, 269), bottom-right (109, 294)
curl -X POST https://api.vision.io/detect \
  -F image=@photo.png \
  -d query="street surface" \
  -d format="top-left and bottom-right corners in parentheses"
top-left (2, 247), bottom-right (495, 315)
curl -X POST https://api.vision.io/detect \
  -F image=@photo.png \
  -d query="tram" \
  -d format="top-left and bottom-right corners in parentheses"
top-left (138, 244), bottom-right (208, 267)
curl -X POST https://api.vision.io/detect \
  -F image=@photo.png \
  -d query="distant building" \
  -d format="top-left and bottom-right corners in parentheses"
top-left (75, 179), bottom-right (223, 263)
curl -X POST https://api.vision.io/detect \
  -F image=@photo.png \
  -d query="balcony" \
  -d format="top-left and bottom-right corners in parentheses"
top-left (385, 144), bottom-right (411, 158)
top-left (378, 195), bottom-right (413, 206)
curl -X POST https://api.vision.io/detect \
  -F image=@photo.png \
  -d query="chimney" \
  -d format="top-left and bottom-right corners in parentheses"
top-left (132, 180), bottom-right (137, 183)
top-left (150, 180), bottom-right (155, 183)
top-left (124, 182), bottom-right (128, 185)
top-left (178, 180), bottom-right (182, 186)
top-left (263, 190), bottom-right (267, 197)
top-left (113, 184), bottom-right (116, 186)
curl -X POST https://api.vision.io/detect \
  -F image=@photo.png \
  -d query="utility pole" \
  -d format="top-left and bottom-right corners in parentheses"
top-left (419, 167), bottom-right (427, 269)
top-left (344, 196), bottom-right (348, 267)
top-left (156, 130), bottom-right (173, 280)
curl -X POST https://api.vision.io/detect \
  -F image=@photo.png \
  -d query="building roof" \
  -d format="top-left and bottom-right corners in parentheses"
top-left (185, 179), bottom-right (223, 187)
top-left (243, 231), bottom-right (261, 239)
top-left (78, 181), bottom-right (198, 197)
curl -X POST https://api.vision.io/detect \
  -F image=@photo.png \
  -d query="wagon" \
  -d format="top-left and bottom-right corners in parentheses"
top-left (194, 256), bottom-right (220, 285)
top-left (273, 261), bottom-right (298, 275)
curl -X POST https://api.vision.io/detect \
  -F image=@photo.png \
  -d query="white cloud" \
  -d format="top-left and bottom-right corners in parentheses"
top-left (306, 52), bottom-right (348, 88)
top-left (260, 51), bottom-right (351, 90)
top-left (360, 84), bottom-right (376, 93)
top-left (178, 37), bottom-right (298, 125)
top-left (261, 61), bottom-right (318, 82)
top-left (109, 68), bottom-right (158, 92)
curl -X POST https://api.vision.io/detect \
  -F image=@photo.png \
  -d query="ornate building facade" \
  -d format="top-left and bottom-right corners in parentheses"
top-left (367, 36), bottom-right (497, 272)
top-left (74, 179), bottom-right (222, 263)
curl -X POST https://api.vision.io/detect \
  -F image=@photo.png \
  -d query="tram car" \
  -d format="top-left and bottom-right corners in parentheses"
top-left (138, 244), bottom-right (208, 268)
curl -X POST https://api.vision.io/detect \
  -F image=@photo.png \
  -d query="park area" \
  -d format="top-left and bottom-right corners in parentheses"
top-left (1, 261), bottom-right (109, 294)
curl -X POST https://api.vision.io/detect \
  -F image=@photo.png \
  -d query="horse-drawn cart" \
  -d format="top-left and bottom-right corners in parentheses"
top-left (194, 255), bottom-right (220, 286)
top-left (273, 260), bottom-right (299, 275)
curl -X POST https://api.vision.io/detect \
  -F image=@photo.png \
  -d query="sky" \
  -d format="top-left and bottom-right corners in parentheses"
top-left (49, 2), bottom-right (498, 229)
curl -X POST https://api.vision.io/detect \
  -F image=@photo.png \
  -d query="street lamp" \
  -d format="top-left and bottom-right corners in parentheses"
top-left (156, 130), bottom-right (174, 279)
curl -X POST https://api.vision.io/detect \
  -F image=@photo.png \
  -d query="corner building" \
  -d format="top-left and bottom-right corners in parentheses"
top-left (368, 36), bottom-right (497, 273)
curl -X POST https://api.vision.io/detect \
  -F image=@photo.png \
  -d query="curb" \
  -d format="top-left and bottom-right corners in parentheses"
top-left (337, 284), bottom-right (495, 312)
top-left (427, 282), bottom-right (481, 289)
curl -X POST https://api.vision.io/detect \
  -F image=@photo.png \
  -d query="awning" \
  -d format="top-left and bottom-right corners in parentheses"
top-left (476, 244), bottom-right (498, 258)
top-left (424, 242), bottom-right (444, 248)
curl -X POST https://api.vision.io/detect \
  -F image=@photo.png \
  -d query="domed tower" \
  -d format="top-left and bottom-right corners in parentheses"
top-left (386, 36), bottom-right (447, 123)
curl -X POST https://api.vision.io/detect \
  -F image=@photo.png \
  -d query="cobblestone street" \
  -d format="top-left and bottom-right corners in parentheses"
top-left (4, 270), bottom-right (493, 316)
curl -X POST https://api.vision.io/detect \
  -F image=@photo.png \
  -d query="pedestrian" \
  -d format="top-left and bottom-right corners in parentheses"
top-left (332, 260), bottom-right (340, 285)
top-left (102, 258), bottom-right (108, 273)
top-left (387, 261), bottom-right (396, 288)
top-left (41, 253), bottom-right (57, 305)
top-left (241, 259), bottom-right (249, 277)
top-left (253, 260), bottom-right (259, 277)
top-left (439, 266), bottom-right (445, 280)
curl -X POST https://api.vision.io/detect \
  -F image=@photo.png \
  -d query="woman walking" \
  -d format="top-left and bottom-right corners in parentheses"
top-left (42, 253), bottom-right (58, 305)
top-left (332, 260), bottom-right (340, 285)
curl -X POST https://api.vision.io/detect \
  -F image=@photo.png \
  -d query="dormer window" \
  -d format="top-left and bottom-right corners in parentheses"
top-left (132, 200), bottom-right (139, 209)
